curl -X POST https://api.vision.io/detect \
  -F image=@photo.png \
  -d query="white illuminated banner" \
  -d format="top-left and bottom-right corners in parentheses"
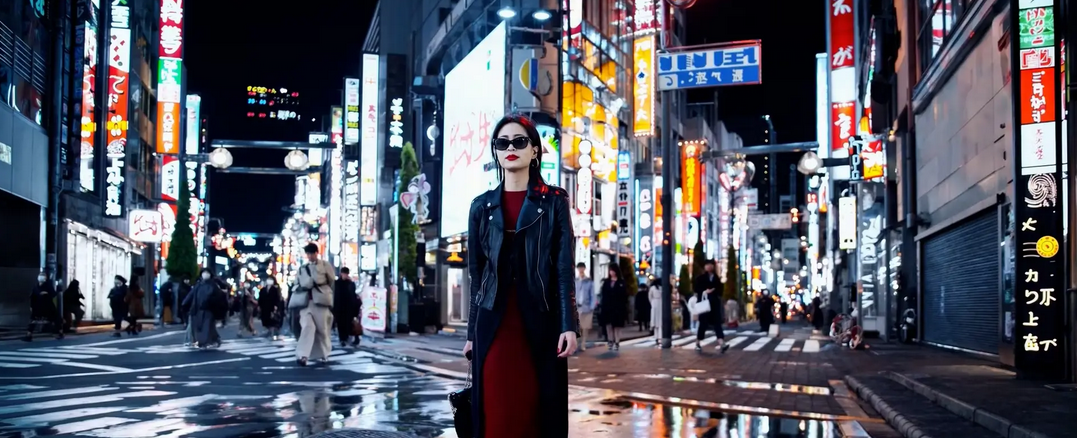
top-left (129, 209), bottom-right (164, 243)
top-left (344, 160), bottom-right (360, 242)
top-left (185, 95), bottom-right (201, 155)
top-left (344, 78), bottom-right (360, 145)
top-left (838, 196), bottom-right (857, 250)
top-left (360, 55), bottom-right (380, 206)
top-left (161, 155), bottom-right (180, 201)
top-left (441, 22), bottom-right (507, 237)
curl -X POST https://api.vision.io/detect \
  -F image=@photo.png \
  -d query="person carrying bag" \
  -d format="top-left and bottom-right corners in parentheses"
top-left (293, 243), bottom-right (336, 366)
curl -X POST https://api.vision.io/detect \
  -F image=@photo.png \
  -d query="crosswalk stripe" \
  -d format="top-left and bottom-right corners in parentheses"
top-left (726, 336), bottom-right (750, 348)
top-left (0, 385), bottom-right (114, 401)
top-left (126, 395), bottom-right (218, 413)
top-left (0, 363), bottom-right (39, 368)
top-left (51, 347), bottom-right (129, 355)
top-left (50, 417), bottom-right (137, 435)
top-left (775, 338), bottom-right (796, 352)
top-left (260, 351), bottom-right (297, 359)
top-left (0, 355), bottom-right (68, 364)
top-left (0, 351), bottom-right (97, 360)
top-left (0, 390), bottom-right (171, 416)
top-left (0, 406), bottom-right (128, 428)
top-left (743, 337), bottom-right (773, 351)
top-left (670, 335), bottom-right (697, 347)
top-left (803, 339), bottom-right (821, 353)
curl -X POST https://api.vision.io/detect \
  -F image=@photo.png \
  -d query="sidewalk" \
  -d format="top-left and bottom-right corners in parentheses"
top-left (0, 318), bottom-right (160, 341)
top-left (846, 363), bottom-right (1077, 438)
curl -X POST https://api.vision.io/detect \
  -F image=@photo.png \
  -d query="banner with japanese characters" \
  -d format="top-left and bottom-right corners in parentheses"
top-left (1010, 0), bottom-right (1065, 380)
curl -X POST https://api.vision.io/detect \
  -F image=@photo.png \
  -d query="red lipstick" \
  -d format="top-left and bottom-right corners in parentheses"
top-left (505, 154), bottom-right (519, 161)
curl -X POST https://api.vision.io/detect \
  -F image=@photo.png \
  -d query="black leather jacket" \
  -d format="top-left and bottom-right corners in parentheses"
top-left (466, 180), bottom-right (579, 341)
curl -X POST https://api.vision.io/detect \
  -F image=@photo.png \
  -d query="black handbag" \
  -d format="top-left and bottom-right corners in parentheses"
top-left (448, 354), bottom-right (474, 437)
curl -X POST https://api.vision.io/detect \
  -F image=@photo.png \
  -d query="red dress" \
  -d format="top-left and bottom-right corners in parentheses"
top-left (482, 189), bottom-right (541, 437)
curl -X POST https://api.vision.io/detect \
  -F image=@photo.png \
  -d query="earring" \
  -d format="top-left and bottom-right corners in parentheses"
top-left (531, 159), bottom-right (539, 168)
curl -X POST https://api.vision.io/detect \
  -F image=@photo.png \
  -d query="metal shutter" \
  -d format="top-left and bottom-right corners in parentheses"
top-left (921, 210), bottom-right (999, 353)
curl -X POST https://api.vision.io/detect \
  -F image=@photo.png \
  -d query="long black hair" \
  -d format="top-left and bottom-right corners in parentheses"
top-left (489, 113), bottom-right (546, 185)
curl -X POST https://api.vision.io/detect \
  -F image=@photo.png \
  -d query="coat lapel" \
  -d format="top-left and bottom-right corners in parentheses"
top-left (516, 178), bottom-right (548, 232)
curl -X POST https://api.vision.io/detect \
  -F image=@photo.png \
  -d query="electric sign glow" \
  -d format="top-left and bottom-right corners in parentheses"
top-left (104, 0), bottom-right (132, 217)
top-left (156, 0), bottom-right (184, 155)
top-left (360, 54), bottom-right (380, 206)
top-left (344, 78), bottom-right (360, 145)
top-left (389, 98), bottom-right (404, 148)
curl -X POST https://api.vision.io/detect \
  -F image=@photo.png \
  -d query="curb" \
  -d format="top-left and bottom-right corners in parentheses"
top-left (844, 375), bottom-right (934, 438)
top-left (884, 371), bottom-right (1050, 438)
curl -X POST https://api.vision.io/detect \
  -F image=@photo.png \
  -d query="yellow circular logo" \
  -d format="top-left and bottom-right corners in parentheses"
top-left (1037, 236), bottom-right (1060, 258)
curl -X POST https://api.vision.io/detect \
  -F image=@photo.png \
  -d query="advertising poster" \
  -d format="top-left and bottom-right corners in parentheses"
top-left (441, 22), bottom-right (507, 237)
top-left (360, 283), bottom-right (388, 333)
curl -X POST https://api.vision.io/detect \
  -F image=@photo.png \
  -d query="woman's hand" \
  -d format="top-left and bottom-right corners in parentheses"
top-left (462, 341), bottom-right (473, 360)
top-left (557, 331), bottom-right (578, 357)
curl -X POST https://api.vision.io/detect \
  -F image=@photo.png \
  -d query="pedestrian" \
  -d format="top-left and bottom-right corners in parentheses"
top-left (811, 296), bottom-right (826, 332)
top-left (108, 276), bottom-right (128, 338)
top-left (648, 278), bottom-right (664, 345)
top-left (259, 277), bottom-right (284, 339)
top-left (294, 243), bottom-right (336, 366)
top-left (25, 272), bottom-right (63, 341)
top-left (238, 286), bottom-right (257, 337)
top-left (333, 267), bottom-right (359, 348)
top-left (600, 265), bottom-right (628, 351)
top-left (725, 297), bottom-right (739, 328)
top-left (124, 276), bottom-right (145, 335)
top-left (634, 282), bottom-right (651, 332)
top-left (184, 268), bottom-right (224, 349)
top-left (459, 114), bottom-right (578, 438)
top-left (779, 300), bottom-right (789, 324)
top-left (160, 278), bottom-right (175, 325)
top-left (692, 260), bottom-right (728, 353)
top-left (176, 276), bottom-right (192, 325)
top-left (574, 262), bottom-right (596, 351)
top-left (757, 290), bottom-right (776, 335)
top-left (62, 279), bottom-right (85, 333)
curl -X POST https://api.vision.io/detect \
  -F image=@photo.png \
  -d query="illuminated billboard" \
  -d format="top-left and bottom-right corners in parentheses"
top-left (245, 86), bottom-right (301, 120)
top-left (344, 78), bottom-right (360, 144)
top-left (441, 22), bottom-right (507, 238)
top-left (78, 22), bottom-right (98, 193)
top-left (185, 95), bottom-right (201, 155)
top-left (360, 54), bottom-right (380, 206)
top-left (103, 0), bottom-right (131, 217)
top-left (155, 0), bottom-right (184, 154)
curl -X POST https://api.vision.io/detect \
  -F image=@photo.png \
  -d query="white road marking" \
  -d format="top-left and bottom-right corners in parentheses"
top-left (0, 363), bottom-right (38, 368)
top-left (0, 351), bottom-right (97, 360)
top-left (77, 331), bottom-right (181, 347)
top-left (0, 390), bottom-right (171, 416)
top-left (0, 385), bottom-right (115, 401)
top-left (0, 355), bottom-right (67, 363)
top-left (126, 395), bottom-right (218, 413)
top-left (743, 337), bottom-right (773, 351)
top-left (803, 340), bottom-right (821, 353)
top-left (52, 417), bottom-right (138, 435)
top-left (52, 362), bottom-right (133, 373)
top-left (725, 336), bottom-right (750, 348)
top-left (775, 338), bottom-right (796, 352)
top-left (671, 335), bottom-right (698, 347)
top-left (0, 407), bottom-right (128, 428)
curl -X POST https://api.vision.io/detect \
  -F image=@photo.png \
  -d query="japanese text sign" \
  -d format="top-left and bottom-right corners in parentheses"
top-left (344, 78), bottom-right (360, 145)
top-left (681, 142), bottom-right (701, 217)
top-left (657, 42), bottom-right (762, 91)
top-left (633, 36), bottom-right (655, 137)
top-left (129, 209), bottom-right (164, 243)
top-left (158, 0), bottom-right (184, 58)
top-left (1010, 0), bottom-right (1065, 380)
top-left (635, 178), bottom-right (654, 270)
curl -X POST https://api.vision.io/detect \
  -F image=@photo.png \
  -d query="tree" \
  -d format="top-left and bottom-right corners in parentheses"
top-left (165, 181), bottom-right (199, 281)
top-left (677, 264), bottom-right (692, 298)
top-left (691, 239), bottom-right (707, 277)
top-left (619, 256), bottom-right (638, 297)
top-left (396, 142), bottom-right (420, 288)
top-left (723, 245), bottom-right (739, 302)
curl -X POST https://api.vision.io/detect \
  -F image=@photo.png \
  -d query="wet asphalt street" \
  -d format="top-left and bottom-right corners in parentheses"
top-left (0, 326), bottom-right (846, 437)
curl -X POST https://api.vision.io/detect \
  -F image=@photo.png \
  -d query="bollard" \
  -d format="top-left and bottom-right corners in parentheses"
top-left (308, 430), bottom-right (418, 438)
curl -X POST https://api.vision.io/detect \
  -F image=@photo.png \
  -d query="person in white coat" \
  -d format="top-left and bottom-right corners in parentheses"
top-left (294, 243), bottom-right (336, 366)
top-left (648, 278), bottom-right (663, 346)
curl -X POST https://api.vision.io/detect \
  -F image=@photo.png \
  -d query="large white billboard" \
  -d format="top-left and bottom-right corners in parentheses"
top-left (441, 22), bottom-right (507, 238)
top-left (360, 54), bottom-right (380, 206)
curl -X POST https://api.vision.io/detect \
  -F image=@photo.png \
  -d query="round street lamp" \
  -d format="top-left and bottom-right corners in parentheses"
top-left (797, 151), bottom-right (821, 175)
top-left (208, 147), bottom-right (233, 169)
top-left (284, 150), bottom-right (309, 171)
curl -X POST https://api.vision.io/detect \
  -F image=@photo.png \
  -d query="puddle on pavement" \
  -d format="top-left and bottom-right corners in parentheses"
top-left (0, 358), bottom-right (840, 438)
top-left (576, 372), bottom-right (832, 396)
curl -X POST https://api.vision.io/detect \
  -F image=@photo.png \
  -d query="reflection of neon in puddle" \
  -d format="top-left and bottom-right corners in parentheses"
top-left (580, 373), bottom-right (832, 395)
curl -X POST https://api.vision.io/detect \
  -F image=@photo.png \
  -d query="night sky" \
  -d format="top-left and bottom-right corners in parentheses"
top-left (183, 1), bottom-right (823, 234)
top-left (184, 2), bottom-right (375, 234)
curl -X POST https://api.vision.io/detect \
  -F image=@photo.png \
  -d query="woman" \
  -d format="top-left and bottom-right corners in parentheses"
top-left (63, 279), bottom-right (85, 333)
top-left (634, 283), bottom-right (651, 332)
top-left (757, 290), bottom-right (776, 335)
top-left (259, 277), bottom-right (284, 339)
top-left (25, 273), bottom-right (62, 341)
top-left (459, 113), bottom-right (579, 438)
top-left (600, 266), bottom-right (627, 350)
top-left (184, 268), bottom-right (224, 349)
top-left (124, 276), bottom-right (145, 335)
top-left (294, 243), bottom-right (336, 366)
top-left (238, 285), bottom-right (258, 337)
top-left (648, 278), bottom-right (664, 345)
top-left (108, 276), bottom-right (129, 338)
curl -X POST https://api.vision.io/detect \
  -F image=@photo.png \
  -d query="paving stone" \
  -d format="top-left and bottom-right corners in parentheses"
top-left (846, 374), bottom-right (994, 438)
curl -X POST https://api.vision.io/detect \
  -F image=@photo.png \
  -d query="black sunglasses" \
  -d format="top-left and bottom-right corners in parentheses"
top-left (492, 137), bottom-right (531, 151)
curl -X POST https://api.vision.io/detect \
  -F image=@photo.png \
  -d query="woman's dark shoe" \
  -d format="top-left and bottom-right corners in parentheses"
top-left (613, 342), bottom-right (620, 351)
top-left (720, 344), bottom-right (730, 353)
top-left (695, 344), bottom-right (702, 352)
top-left (297, 357), bottom-right (308, 367)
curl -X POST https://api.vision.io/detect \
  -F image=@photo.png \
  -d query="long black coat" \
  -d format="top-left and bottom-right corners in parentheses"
top-left (30, 283), bottom-right (57, 320)
top-left (600, 278), bottom-right (628, 327)
top-left (692, 273), bottom-right (724, 324)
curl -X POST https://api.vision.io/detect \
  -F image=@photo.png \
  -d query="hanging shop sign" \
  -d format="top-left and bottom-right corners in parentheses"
top-left (155, 0), bottom-right (184, 154)
top-left (103, 0), bottom-right (131, 217)
top-left (389, 98), bottom-right (404, 148)
top-left (829, 0), bottom-right (855, 151)
top-left (344, 78), bottom-right (360, 145)
top-left (361, 54), bottom-right (380, 206)
top-left (681, 141), bottom-right (702, 217)
top-left (537, 124), bottom-right (562, 185)
top-left (1010, 0), bottom-right (1065, 380)
top-left (79, 22), bottom-right (99, 193)
top-left (129, 209), bottom-right (164, 243)
top-left (635, 177), bottom-right (654, 270)
top-left (343, 160), bottom-right (360, 242)
top-left (576, 139), bottom-right (594, 216)
top-left (399, 173), bottom-right (432, 224)
top-left (838, 196), bottom-right (857, 250)
top-left (360, 206), bottom-right (378, 242)
top-left (617, 179), bottom-right (632, 240)
top-left (360, 283), bottom-right (388, 332)
top-left (633, 35), bottom-right (655, 137)
top-left (656, 42), bottom-right (762, 91)
top-left (634, 0), bottom-right (658, 33)
top-left (185, 94), bottom-right (201, 155)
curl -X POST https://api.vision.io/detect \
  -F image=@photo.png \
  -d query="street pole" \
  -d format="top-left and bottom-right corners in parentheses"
top-left (46, 0), bottom-right (68, 315)
top-left (93, 2), bottom-right (110, 210)
top-left (1064, 0), bottom-right (1077, 382)
top-left (660, 88), bottom-right (674, 349)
